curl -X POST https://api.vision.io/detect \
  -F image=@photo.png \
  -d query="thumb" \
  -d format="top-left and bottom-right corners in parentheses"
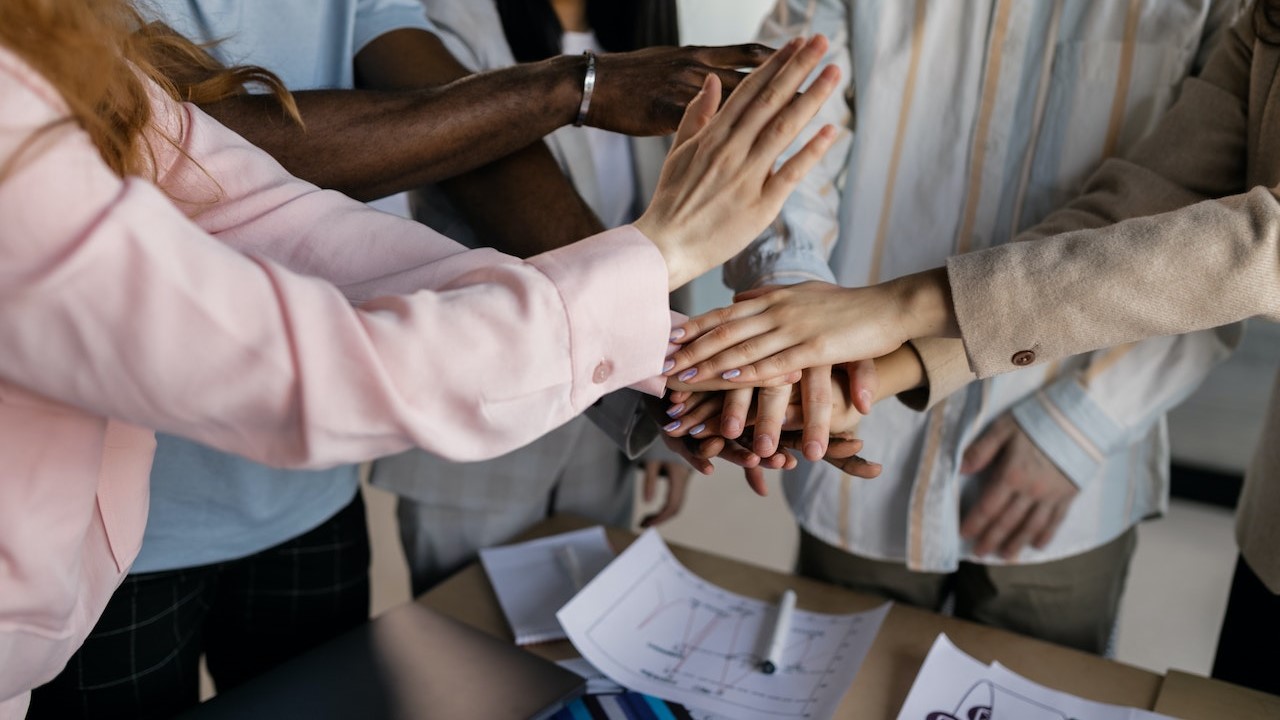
top-left (673, 73), bottom-right (721, 150)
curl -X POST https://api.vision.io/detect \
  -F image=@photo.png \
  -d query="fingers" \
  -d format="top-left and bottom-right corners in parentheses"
top-left (666, 370), bottom-right (802, 392)
top-left (753, 61), bottom-right (841, 160)
top-left (959, 461), bottom-right (1015, 541)
top-left (710, 36), bottom-right (804, 128)
top-left (668, 290), bottom-right (783, 343)
top-left (847, 359), bottom-right (879, 415)
top-left (999, 502), bottom-right (1053, 560)
top-left (778, 436), bottom-right (882, 478)
top-left (662, 391), bottom-right (722, 438)
top-left (763, 123), bottom-right (839, 204)
top-left (719, 387), bottom-right (754, 439)
top-left (800, 366), bottom-right (833, 460)
top-left (974, 493), bottom-right (1032, 557)
top-left (722, 35), bottom-right (830, 137)
top-left (752, 384), bottom-right (790, 457)
top-left (667, 326), bottom-right (792, 384)
top-left (641, 460), bottom-right (660, 503)
top-left (691, 43), bottom-right (775, 69)
top-left (960, 416), bottom-right (1015, 474)
top-left (743, 466), bottom-right (768, 496)
top-left (640, 464), bottom-right (690, 528)
top-left (672, 73), bottom-right (722, 150)
top-left (659, 434), bottom-right (714, 475)
top-left (713, 438), bottom-right (761, 468)
top-left (1032, 502), bottom-right (1069, 549)
top-left (733, 284), bottom-right (785, 303)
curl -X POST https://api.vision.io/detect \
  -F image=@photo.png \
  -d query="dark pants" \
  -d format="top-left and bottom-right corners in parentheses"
top-left (798, 527), bottom-right (1137, 654)
top-left (1212, 553), bottom-right (1280, 696)
top-left (29, 494), bottom-right (371, 719)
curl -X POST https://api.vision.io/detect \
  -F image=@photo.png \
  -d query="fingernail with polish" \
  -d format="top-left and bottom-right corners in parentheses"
top-left (689, 424), bottom-right (705, 436)
top-left (666, 403), bottom-right (685, 417)
top-left (669, 328), bottom-right (686, 342)
top-left (663, 420), bottom-right (681, 433)
top-left (722, 369), bottom-right (741, 380)
top-left (678, 368), bottom-right (698, 382)
top-left (663, 359), bottom-right (675, 373)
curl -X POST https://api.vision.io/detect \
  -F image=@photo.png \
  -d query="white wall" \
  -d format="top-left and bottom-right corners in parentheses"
top-left (679, 0), bottom-right (775, 46)
top-left (677, 0), bottom-right (777, 312)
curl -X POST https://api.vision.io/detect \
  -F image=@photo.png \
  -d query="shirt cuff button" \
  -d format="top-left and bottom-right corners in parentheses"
top-left (592, 360), bottom-right (613, 384)
top-left (1011, 350), bottom-right (1036, 366)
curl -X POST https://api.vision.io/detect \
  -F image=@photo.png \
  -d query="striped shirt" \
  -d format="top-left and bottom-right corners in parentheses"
top-left (726, 0), bottom-right (1243, 571)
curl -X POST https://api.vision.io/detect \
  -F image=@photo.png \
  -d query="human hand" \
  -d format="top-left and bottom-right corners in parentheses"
top-left (959, 414), bottom-right (1079, 560)
top-left (638, 460), bottom-right (692, 527)
top-left (588, 44), bottom-right (773, 136)
top-left (661, 388), bottom-right (799, 468)
top-left (635, 36), bottom-right (841, 289)
top-left (664, 269), bottom-right (956, 384)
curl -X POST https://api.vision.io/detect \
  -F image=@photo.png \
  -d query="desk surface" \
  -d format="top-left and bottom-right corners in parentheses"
top-left (420, 516), bottom-right (1176, 719)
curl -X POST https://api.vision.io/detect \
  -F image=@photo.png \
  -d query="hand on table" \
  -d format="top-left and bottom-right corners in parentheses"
top-left (638, 460), bottom-right (693, 528)
top-left (959, 414), bottom-right (1079, 560)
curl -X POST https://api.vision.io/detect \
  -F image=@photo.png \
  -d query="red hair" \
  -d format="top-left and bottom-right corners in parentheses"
top-left (0, 0), bottom-right (298, 179)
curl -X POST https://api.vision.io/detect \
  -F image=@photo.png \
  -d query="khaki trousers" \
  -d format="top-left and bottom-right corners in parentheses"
top-left (797, 527), bottom-right (1138, 654)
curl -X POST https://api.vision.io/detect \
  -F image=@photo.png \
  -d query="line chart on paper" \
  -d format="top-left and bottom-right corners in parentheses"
top-left (557, 530), bottom-right (890, 720)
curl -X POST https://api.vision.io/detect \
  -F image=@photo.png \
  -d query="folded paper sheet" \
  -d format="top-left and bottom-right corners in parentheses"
top-left (558, 529), bottom-right (890, 720)
top-left (481, 526), bottom-right (617, 645)
top-left (895, 634), bottom-right (1175, 720)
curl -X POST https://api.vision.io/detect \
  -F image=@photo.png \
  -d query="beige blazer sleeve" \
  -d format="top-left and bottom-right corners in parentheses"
top-left (934, 13), bottom-right (1274, 388)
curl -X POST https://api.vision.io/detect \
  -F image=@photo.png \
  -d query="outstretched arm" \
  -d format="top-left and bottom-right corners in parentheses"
top-left (198, 27), bottom-right (771, 203)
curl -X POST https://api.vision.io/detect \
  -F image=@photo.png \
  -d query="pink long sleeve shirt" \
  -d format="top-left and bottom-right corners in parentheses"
top-left (0, 47), bottom-right (671, 714)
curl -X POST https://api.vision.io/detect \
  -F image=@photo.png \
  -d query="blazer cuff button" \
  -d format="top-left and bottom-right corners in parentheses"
top-left (1011, 350), bottom-right (1036, 366)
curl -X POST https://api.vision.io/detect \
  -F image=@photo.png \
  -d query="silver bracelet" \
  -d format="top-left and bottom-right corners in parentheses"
top-left (574, 51), bottom-right (596, 127)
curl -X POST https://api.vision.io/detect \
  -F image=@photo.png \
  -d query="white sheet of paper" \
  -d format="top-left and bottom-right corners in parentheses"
top-left (557, 529), bottom-right (890, 720)
top-left (481, 526), bottom-right (616, 645)
top-left (895, 635), bottom-right (1176, 720)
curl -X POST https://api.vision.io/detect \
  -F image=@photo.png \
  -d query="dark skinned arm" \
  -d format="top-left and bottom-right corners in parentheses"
top-left (353, 28), bottom-right (599, 257)
top-left (198, 28), bottom-right (772, 256)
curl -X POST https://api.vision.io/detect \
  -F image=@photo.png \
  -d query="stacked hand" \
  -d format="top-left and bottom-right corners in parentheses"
top-left (657, 278), bottom-right (1078, 555)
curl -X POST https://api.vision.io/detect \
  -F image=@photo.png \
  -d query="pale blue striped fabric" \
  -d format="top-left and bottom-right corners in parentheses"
top-left (726, 0), bottom-right (1244, 572)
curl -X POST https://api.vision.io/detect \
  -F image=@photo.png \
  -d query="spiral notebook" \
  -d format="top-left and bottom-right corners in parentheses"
top-left (480, 526), bottom-right (617, 645)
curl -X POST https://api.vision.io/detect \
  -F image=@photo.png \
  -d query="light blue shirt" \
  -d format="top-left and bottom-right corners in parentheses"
top-left (132, 0), bottom-right (434, 573)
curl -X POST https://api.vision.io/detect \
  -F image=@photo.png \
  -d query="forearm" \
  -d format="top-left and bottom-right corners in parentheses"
top-left (874, 345), bottom-right (925, 401)
top-left (433, 142), bottom-right (604, 257)
top-left (198, 56), bottom-right (585, 202)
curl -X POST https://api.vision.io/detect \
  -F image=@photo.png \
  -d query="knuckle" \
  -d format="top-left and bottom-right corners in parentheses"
top-left (707, 323), bottom-right (735, 344)
top-left (769, 116), bottom-right (798, 142)
top-left (755, 85), bottom-right (781, 108)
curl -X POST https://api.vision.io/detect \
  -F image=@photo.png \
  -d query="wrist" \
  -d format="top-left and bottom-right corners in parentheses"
top-left (541, 54), bottom-right (591, 127)
top-left (888, 267), bottom-right (958, 340)
top-left (871, 345), bottom-right (925, 402)
top-left (633, 216), bottom-right (696, 290)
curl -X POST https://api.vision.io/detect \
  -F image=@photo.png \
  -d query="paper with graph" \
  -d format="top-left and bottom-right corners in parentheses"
top-left (895, 634), bottom-right (1175, 720)
top-left (557, 530), bottom-right (890, 720)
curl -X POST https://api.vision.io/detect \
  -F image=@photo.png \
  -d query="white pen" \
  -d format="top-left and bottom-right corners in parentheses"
top-left (760, 589), bottom-right (797, 674)
top-left (557, 544), bottom-right (585, 592)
